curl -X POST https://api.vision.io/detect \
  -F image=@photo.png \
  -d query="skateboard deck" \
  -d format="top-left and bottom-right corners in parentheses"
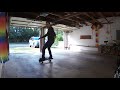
top-left (39, 58), bottom-right (52, 63)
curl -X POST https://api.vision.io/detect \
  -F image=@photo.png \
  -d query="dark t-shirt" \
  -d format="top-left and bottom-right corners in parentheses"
top-left (41, 27), bottom-right (56, 42)
top-left (47, 27), bottom-right (56, 41)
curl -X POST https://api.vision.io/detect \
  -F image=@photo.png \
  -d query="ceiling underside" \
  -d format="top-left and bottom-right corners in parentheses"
top-left (8, 12), bottom-right (120, 30)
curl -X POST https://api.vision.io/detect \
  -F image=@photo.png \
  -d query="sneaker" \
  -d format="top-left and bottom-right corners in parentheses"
top-left (39, 58), bottom-right (45, 61)
top-left (49, 57), bottom-right (53, 59)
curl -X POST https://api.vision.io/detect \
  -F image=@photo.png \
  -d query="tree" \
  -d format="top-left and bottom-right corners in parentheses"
top-left (53, 30), bottom-right (63, 46)
top-left (9, 26), bottom-right (40, 43)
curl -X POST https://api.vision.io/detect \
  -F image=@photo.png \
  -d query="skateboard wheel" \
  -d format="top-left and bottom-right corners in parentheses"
top-left (49, 60), bottom-right (51, 62)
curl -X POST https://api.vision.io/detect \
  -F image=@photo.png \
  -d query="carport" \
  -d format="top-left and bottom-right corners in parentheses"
top-left (0, 12), bottom-right (120, 78)
top-left (8, 12), bottom-right (120, 49)
top-left (9, 16), bottom-right (76, 51)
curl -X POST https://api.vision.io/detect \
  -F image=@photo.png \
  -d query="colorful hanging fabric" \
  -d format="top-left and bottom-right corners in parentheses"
top-left (0, 12), bottom-right (9, 63)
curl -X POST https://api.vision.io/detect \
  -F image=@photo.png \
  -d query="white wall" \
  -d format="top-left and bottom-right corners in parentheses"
top-left (68, 26), bottom-right (96, 46)
top-left (68, 17), bottom-right (120, 47)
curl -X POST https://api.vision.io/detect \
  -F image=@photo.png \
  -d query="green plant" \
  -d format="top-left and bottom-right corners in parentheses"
top-left (9, 26), bottom-right (40, 43)
top-left (53, 30), bottom-right (63, 46)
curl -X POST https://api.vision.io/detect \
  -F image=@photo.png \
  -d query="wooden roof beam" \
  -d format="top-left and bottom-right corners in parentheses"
top-left (83, 12), bottom-right (102, 24)
top-left (23, 12), bottom-right (40, 17)
top-left (63, 12), bottom-right (85, 25)
top-left (44, 15), bottom-right (76, 27)
top-left (98, 12), bottom-right (111, 24)
top-left (75, 16), bottom-right (92, 26)
top-left (10, 24), bottom-right (41, 27)
top-left (11, 19), bottom-right (45, 25)
top-left (25, 12), bottom-right (42, 27)
top-left (48, 12), bottom-right (81, 25)
top-left (53, 26), bottom-right (73, 30)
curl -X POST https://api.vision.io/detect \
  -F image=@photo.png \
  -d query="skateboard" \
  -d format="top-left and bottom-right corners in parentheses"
top-left (39, 58), bottom-right (52, 63)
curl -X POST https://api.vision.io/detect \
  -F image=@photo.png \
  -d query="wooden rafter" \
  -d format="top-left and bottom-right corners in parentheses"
top-left (17, 12), bottom-right (43, 27)
top-left (9, 12), bottom-right (120, 28)
top-left (98, 12), bottom-right (111, 24)
top-left (83, 12), bottom-right (102, 24)
top-left (48, 12), bottom-right (82, 25)
top-left (11, 24), bottom-right (41, 28)
top-left (64, 12), bottom-right (85, 24)
top-left (53, 26), bottom-right (73, 30)
top-left (11, 20), bottom-right (45, 25)
top-left (45, 15), bottom-right (76, 27)
top-left (63, 12), bottom-right (85, 26)
top-left (23, 12), bottom-right (39, 17)
top-left (75, 16), bottom-right (92, 26)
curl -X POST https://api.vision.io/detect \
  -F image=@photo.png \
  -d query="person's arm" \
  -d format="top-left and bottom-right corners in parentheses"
top-left (39, 26), bottom-right (48, 39)
top-left (39, 32), bottom-right (48, 39)
top-left (40, 34), bottom-right (47, 38)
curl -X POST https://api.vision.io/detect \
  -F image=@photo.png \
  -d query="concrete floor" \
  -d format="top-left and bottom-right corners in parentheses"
top-left (1, 46), bottom-right (117, 78)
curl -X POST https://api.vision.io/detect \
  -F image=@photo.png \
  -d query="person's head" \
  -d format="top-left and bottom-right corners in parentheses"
top-left (46, 21), bottom-right (51, 28)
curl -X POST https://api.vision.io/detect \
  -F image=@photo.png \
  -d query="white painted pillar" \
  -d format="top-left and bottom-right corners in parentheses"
top-left (63, 31), bottom-right (68, 50)
top-left (40, 28), bottom-right (45, 52)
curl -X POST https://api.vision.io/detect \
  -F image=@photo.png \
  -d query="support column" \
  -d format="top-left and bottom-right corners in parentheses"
top-left (95, 30), bottom-right (99, 47)
top-left (95, 27), bottom-right (99, 48)
top-left (63, 31), bottom-right (68, 50)
top-left (7, 14), bottom-right (10, 55)
top-left (40, 27), bottom-right (45, 52)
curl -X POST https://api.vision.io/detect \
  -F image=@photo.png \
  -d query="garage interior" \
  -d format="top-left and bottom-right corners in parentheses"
top-left (0, 12), bottom-right (120, 78)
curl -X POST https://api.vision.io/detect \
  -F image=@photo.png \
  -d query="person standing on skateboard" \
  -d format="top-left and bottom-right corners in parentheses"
top-left (39, 21), bottom-right (56, 60)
